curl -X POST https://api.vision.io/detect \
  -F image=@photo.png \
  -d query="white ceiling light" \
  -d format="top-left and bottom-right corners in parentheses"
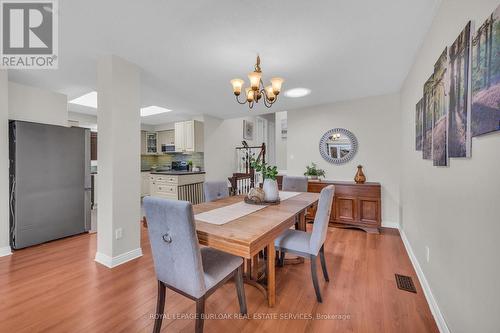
top-left (140, 106), bottom-right (172, 117)
top-left (284, 88), bottom-right (311, 98)
top-left (69, 91), bottom-right (97, 108)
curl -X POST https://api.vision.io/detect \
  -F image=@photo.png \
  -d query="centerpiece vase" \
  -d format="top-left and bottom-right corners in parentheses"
top-left (263, 178), bottom-right (279, 202)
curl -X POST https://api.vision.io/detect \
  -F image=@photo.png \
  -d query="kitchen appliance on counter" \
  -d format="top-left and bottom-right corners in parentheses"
top-left (171, 160), bottom-right (188, 172)
top-left (9, 120), bottom-right (91, 250)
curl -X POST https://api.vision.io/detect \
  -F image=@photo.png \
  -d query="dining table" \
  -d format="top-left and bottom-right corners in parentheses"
top-left (192, 191), bottom-right (320, 307)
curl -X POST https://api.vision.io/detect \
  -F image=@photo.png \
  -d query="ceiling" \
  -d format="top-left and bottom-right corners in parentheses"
top-left (7, 0), bottom-right (440, 125)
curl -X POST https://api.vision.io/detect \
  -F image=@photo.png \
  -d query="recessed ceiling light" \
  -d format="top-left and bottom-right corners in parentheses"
top-left (140, 106), bottom-right (172, 117)
top-left (284, 88), bottom-right (311, 98)
top-left (69, 91), bottom-right (97, 108)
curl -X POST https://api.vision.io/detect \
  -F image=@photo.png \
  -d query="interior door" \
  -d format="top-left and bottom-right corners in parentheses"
top-left (255, 117), bottom-right (268, 146)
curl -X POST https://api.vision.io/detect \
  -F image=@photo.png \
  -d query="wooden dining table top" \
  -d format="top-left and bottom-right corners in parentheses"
top-left (193, 192), bottom-right (320, 259)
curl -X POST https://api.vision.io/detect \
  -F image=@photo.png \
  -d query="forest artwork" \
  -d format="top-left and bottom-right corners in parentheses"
top-left (432, 48), bottom-right (449, 167)
top-left (415, 98), bottom-right (424, 151)
top-left (448, 22), bottom-right (472, 158)
top-left (471, 5), bottom-right (500, 137)
top-left (422, 75), bottom-right (434, 160)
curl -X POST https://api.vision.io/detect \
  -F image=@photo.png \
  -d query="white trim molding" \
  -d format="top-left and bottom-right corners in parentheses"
top-left (382, 221), bottom-right (400, 229)
top-left (400, 228), bottom-right (450, 333)
top-left (0, 246), bottom-right (12, 257)
top-left (95, 247), bottom-right (143, 268)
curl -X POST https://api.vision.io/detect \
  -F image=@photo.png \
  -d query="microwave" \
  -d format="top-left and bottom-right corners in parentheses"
top-left (161, 144), bottom-right (175, 153)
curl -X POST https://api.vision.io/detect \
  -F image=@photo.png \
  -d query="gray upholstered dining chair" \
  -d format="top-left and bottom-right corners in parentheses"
top-left (143, 196), bottom-right (247, 333)
top-left (282, 175), bottom-right (309, 192)
top-left (282, 175), bottom-right (309, 229)
top-left (275, 185), bottom-right (334, 303)
top-left (203, 180), bottom-right (229, 202)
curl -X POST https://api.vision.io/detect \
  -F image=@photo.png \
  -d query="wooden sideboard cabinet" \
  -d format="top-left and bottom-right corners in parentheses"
top-left (306, 180), bottom-right (381, 233)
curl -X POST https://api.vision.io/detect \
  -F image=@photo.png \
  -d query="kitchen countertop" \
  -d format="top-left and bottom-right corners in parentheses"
top-left (150, 171), bottom-right (205, 175)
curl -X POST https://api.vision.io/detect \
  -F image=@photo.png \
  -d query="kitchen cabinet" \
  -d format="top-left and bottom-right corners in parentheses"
top-left (146, 132), bottom-right (158, 154)
top-left (174, 120), bottom-right (204, 153)
top-left (157, 130), bottom-right (175, 152)
top-left (149, 173), bottom-right (205, 204)
top-left (141, 131), bottom-right (147, 154)
top-left (141, 172), bottom-right (150, 196)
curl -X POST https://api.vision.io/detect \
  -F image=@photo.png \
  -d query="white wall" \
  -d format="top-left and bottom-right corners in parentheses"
top-left (68, 112), bottom-right (97, 130)
top-left (8, 82), bottom-right (68, 126)
top-left (0, 71), bottom-right (10, 256)
top-left (400, 1), bottom-right (500, 332)
top-left (287, 94), bottom-right (401, 227)
top-left (203, 115), bottom-right (260, 181)
top-left (275, 111), bottom-right (287, 171)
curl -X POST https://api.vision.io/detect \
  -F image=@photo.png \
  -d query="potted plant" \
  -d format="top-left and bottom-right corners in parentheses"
top-left (250, 158), bottom-right (279, 202)
top-left (187, 160), bottom-right (193, 171)
top-left (304, 163), bottom-right (326, 180)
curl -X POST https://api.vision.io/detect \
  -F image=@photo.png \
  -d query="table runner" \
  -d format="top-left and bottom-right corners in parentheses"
top-left (195, 191), bottom-right (301, 225)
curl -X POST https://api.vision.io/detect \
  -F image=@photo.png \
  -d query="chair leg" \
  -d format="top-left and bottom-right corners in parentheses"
top-left (310, 255), bottom-right (322, 303)
top-left (234, 265), bottom-right (247, 314)
top-left (195, 296), bottom-right (205, 333)
top-left (319, 245), bottom-right (330, 282)
top-left (279, 250), bottom-right (286, 267)
top-left (153, 281), bottom-right (166, 333)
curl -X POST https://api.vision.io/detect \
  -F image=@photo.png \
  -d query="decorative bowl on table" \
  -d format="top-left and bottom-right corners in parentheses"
top-left (245, 187), bottom-right (280, 205)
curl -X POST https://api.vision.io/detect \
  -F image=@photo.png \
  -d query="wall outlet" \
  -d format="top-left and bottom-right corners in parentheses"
top-left (425, 246), bottom-right (430, 263)
top-left (115, 228), bottom-right (123, 240)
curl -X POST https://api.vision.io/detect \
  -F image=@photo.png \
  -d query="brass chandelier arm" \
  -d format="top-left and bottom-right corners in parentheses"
top-left (235, 94), bottom-right (248, 105)
top-left (262, 90), bottom-right (277, 108)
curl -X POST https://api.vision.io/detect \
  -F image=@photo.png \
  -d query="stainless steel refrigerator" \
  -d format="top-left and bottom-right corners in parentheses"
top-left (9, 120), bottom-right (91, 250)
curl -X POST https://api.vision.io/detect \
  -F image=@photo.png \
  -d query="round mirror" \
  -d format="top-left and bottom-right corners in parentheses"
top-left (319, 128), bottom-right (358, 165)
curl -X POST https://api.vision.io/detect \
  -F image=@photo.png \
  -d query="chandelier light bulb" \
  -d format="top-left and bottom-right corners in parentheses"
top-left (265, 86), bottom-right (276, 101)
top-left (230, 78), bottom-right (244, 96)
top-left (246, 88), bottom-right (255, 102)
top-left (270, 77), bottom-right (284, 95)
top-left (248, 71), bottom-right (262, 91)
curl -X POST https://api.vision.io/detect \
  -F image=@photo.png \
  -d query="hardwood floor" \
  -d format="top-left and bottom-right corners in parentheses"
top-left (0, 226), bottom-right (439, 333)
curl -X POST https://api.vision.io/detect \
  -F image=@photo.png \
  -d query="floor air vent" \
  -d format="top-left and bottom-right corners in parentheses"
top-left (395, 274), bottom-right (417, 293)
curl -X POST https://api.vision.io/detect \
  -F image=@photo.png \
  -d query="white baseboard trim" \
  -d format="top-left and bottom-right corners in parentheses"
top-left (382, 221), bottom-right (400, 229)
top-left (0, 246), bottom-right (12, 257)
top-left (400, 229), bottom-right (450, 333)
top-left (95, 247), bottom-right (143, 268)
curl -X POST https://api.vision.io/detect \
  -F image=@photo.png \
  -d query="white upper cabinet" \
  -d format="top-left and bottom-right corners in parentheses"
top-left (174, 122), bottom-right (185, 152)
top-left (146, 132), bottom-right (158, 154)
top-left (174, 120), bottom-right (203, 153)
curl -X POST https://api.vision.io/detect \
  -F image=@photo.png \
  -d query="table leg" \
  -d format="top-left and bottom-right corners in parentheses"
top-left (267, 242), bottom-right (276, 307)
top-left (298, 210), bottom-right (306, 231)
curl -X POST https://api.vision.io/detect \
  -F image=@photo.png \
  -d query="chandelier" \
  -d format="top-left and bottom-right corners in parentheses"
top-left (230, 55), bottom-right (284, 109)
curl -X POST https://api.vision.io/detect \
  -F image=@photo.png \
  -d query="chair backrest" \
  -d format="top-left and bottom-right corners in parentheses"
top-left (203, 181), bottom-right (229, 202)
top-left (282, 175), bottom-right (308, 192)
top-left (143, 196), bottom-right (207, 298)
top-left (309, 185), bottom-right (335, 255)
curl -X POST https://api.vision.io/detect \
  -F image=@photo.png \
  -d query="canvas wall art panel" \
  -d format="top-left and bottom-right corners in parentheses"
top-left (448, 21), bottom-right (472, 158)
top-left (416, 98), bottom-right (424, 151)
top-left (471, 5), bottom-right (500, 137)
top-left (423, 74), bottom-right (434, 160)
top-left (243, 120), bottom-right (254, 140)
top-left (432, 48), bottom-right (449, 167)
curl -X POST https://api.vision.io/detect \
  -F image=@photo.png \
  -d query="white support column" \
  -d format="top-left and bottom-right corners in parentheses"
top-left (0, 70), bottom-right (11, 257)
top-left (95, 55), bottom-right (142, 267)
